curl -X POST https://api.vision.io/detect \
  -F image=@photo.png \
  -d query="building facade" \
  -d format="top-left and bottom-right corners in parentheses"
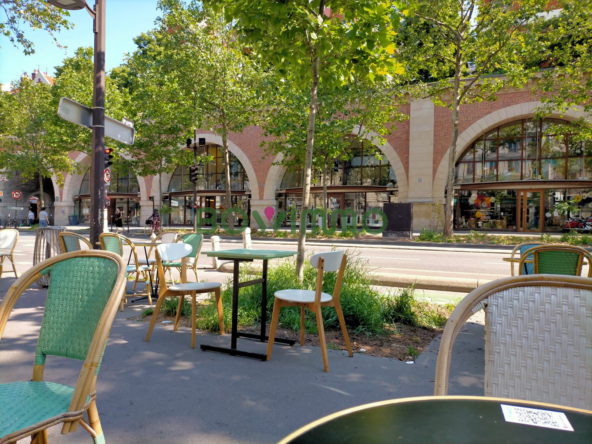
top-left (29, 88), bottom-right (589, 232)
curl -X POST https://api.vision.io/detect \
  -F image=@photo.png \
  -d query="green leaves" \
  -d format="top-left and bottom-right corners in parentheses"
top-left (0, 0), bottom-right (73, 55)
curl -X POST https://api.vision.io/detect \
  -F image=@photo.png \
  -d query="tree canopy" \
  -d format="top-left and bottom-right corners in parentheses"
top-left (0, 0), bottom-right (73, 55)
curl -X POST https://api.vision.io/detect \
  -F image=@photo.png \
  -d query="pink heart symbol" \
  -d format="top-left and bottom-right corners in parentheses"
top-left (264, 206), bottom-right (275, 221)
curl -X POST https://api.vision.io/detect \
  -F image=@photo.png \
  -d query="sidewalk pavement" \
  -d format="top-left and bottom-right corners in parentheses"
top-left (0, 277), bottom-right (485, 444)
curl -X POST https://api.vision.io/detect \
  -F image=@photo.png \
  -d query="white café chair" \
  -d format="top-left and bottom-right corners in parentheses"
top-left (138, 231), bottom-right (178, 267)
top-left (0, 229), bottom-right (19, 278)
top-left (145, 243), bottom-right (225, 349)
top-left (266, 250), bottom-right (353, 372)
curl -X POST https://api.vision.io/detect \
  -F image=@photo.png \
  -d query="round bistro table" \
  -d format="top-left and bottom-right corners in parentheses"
top-left (278, 396), bottom-right (592, 444)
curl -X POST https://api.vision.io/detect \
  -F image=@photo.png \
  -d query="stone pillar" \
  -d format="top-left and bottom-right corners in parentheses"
top-left (141, 200), bottom-right (156, 226)
top-left (407, 98), bottom-right (438, 231)
top-left (250, 199), bottom-right (276, 229)
top-left (54, 201), bottom-right (75, 226)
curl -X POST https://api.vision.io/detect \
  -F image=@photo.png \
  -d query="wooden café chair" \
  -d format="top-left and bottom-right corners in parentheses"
top-left (266, 250), bottom-right (353, 372)
top-left (145, 243), bottom-right (225, 349)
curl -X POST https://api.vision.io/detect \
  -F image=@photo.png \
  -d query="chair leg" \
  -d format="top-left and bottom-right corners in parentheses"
top-left (87, 399), bottom-right (105, 444)
top-left (191, 291), bottom-right (197, 349)
top-left (174, 295), bottom-right (185, 331)
top-left (145, 296), bottom-right (166, 342)
top-left (314, 305), bottom-right (330, 372)
top-left (31, 429), bottom-right (48, 444)
top-left (334, 302), bottom-right (353, 357)
top-left (214, 287), bottom-right (225, 335)
top-left (300, 306), bottom-right (305, 346)
top-left (194, 267), bottom-right (199, 282)
top-left (10, 255), bottom-right (17, 278)
top-left (132, 273), bottom-right (139, 291)
top-left (266, 300), bottom-right (282, 360)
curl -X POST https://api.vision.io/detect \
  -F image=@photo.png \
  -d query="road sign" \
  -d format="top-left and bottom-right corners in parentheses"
top-left (12, 191), bottom-right (22, 199)
top-left (104, 168), bottom-right (111, 184)
top-left (29, 197), bottom-right (39, 203)
top-left (57, 97), bottom-right (135, 145)
top-left (8, 207), bottom-right (24, 210)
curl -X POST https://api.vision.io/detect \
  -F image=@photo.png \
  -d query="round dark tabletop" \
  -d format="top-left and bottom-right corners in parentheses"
top-left (279, 396), bottom-right (592, 444)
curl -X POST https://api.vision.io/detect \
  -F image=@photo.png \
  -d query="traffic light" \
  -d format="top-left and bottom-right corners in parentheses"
top-left (189, 165), bottom-right (199, 183)
top-left (104, 148), bottom-right (114, 168)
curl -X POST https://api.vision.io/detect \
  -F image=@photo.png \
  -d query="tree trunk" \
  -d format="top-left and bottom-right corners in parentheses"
top-left (443, 65), bottom-right (462, 237)
top-left (38, 172), bottom-right (45, 208)
top-left (323, 157), bottom-right (328, 214)
top-left (221, 122), bottom-right (234, 230)
top-left (296, 53), bottom-right (320, 280)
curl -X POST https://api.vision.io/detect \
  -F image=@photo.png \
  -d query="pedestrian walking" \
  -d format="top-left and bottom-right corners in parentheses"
top-left (39, 207), bottom-right (49, 228)
top-left (114, 208), bottom-right (124, 233)
top-left (28, 209), bottom-right (34, 226)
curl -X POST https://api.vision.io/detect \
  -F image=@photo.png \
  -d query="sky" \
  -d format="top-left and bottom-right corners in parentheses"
top-left (0, 0), bottom-right (161, 87)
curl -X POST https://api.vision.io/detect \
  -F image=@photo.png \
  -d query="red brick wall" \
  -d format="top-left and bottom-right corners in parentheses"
top-left (432, 90), bottom-right (535, 178)
top-left (385, 104), bottom-right (411, 178)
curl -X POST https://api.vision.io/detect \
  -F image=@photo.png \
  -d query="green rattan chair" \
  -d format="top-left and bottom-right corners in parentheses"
top-left (99, 233), bottom-right (152, 309)
top-left (509, 242), bottom-right (544, 276)
top-left (0, 250), bottom-right (126, 444)
top-left (59, 232), bottom-right (93, 253)
top-left (164, 233), bottom-right (203, 283)
top-left (519, 245), bottom-right (592, 276)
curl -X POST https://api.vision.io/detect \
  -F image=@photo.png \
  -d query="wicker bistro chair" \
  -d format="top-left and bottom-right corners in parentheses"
top-left (0, 250), bottom-right (127, 444)
top-left (145, 243), bottom-right (225, 349)
top-left (164, 233), bottom-right (203, 283)
top-left (59, 232), bottom-right (93, 253)
top-left (266, 251), bottom-right (354, 373)
top-left (0, 229), bottom-right (18, 279)
top-left (519, 245), bottom-right (592, 277)
top-left (434, 274), bottom-right (592, 410)
top-left (99, 233), bottom-right (152, 309)
top-left (508, 242), bottom-right (544, 276)
top-left (137, 231), bottom-right (177, 268)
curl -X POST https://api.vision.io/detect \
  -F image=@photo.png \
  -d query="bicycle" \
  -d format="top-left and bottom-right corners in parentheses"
top-left (144, 218), bottom-right (162, 237)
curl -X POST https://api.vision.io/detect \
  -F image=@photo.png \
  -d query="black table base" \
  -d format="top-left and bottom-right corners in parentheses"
top-left (201, 258), bottom-right (295, 360)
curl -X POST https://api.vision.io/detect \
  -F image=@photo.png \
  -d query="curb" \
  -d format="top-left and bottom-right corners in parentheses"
top-left (214, 263), bottom-right (492, 292)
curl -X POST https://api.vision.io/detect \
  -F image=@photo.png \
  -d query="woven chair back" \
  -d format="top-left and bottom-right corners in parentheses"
top-left (0, 229), bottom-right (18, 250)
top-left (180, 233), bottom-right (202, 259)
top-left (521, 245), bottom-right (591, 276)
top-left (35, 256), bottom-right (121, 365)
top-left (159, 232), bottom-right (177, 244)
top-left (434, 275), bottom-right (592, 410)
top-left (100, 234), bottom-right (123, 256)
top-left (61, 234), bottom-right (81, 252)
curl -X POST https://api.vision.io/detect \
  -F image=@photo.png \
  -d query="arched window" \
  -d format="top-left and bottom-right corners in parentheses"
top-left (78, 171), bottom-right (138, 194)
top-left (167, 146), bottom-right (249, 192)
top-left (455, 119), bottom-right (591, 184)
top-left (280, 141), bottom-right (397, 189)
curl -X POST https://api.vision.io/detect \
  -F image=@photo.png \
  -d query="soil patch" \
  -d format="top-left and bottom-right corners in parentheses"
top-left (132, 311), bottom-right (441, 361)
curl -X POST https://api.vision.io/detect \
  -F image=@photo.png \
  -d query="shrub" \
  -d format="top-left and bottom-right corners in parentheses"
top-left (196, 250), bottom-right (387, 336)
top-left (160, 296), bottom-right (192, 317)
top-left (417, 228), bottom-right (443, 242)
top-left (381, 286), bottom-right (451, 329)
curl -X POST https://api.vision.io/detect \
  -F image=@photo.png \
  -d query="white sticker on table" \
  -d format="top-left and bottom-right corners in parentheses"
top-left (501, 404), bottom-right (574, 432)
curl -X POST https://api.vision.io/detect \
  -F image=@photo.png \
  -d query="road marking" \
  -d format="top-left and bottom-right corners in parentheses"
top-left (362, 256), bottom-right (421, 261)
top-left (378, 267), bottom-right (508, 277)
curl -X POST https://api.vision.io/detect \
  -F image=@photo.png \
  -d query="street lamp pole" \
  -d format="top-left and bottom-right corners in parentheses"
top-left (90, 0), bottom-right (106, 247)
top-left (47, 0), bottom-right (105, 247)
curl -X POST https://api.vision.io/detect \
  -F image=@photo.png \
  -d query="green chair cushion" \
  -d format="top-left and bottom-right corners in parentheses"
top-left (0, 381), bottom-right (89, 439)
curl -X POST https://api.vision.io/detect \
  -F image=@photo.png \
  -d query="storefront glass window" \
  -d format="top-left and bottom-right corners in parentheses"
top-left (455, 119), bottom-right (585, 184)
top-left (456, 190), bottom-right (517, 230)
top-left (167, 145), bottom-right (248, 192)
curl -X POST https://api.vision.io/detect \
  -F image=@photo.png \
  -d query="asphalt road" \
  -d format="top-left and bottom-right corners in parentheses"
top-left (7, 231), bottom-right (514, 281)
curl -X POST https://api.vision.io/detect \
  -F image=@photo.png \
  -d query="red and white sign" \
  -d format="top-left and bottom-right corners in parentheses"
top-left (104, 168), bottom-right (111, 184)
top-left (12, 191), bottom-right (22, 199)
top-left (29, 197), bottom-right (39, 204)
